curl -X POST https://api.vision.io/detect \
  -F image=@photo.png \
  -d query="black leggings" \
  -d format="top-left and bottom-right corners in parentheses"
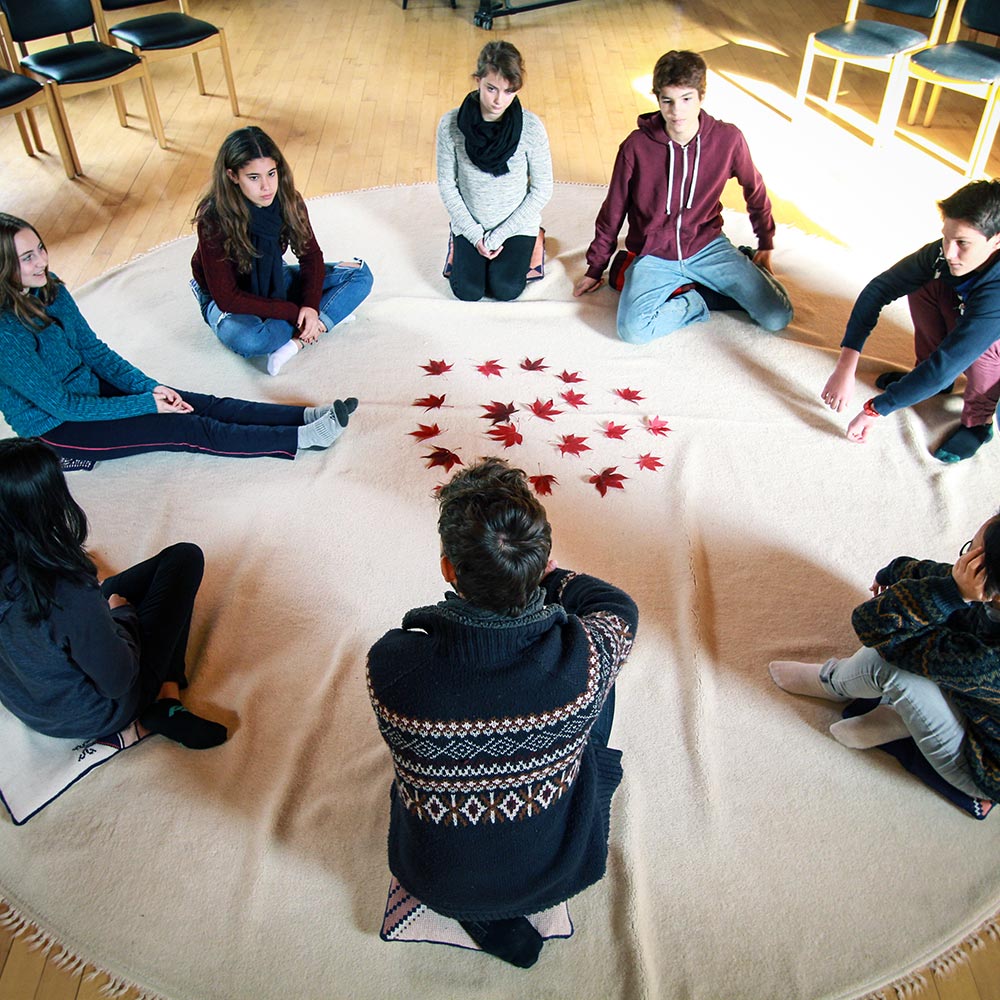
top-left (101, 543), bottom-right (204, 708)
top-left (449, 234), bottom-right (536, 302)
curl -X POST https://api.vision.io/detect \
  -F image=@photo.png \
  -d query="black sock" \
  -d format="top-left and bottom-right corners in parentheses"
top-left (140, 698), bottom-right (227, 749)
top-left (459, 917), bottom-right (543, 969)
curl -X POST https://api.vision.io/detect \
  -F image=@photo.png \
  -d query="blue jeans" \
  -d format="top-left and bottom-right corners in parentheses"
top-left (820, 646), bottom-right (987, 798)
top-left (617, 236), bottom-right (793, 345)
top-left (192, 260), bottom-right (374, 358)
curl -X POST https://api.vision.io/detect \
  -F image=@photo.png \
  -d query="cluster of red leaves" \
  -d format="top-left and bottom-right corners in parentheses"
top-left (423, 447), bottom-right (463, 472)
top-left (480, 400), bottom-right (518, 424)
top-left (413, 393), bottom-right (447, 411)
top-left (420, 359), bottom-right (453, 376)
top-left (558, 434), bottom-right (591, 457)
top-left (589, 467), bottom-right (628, 497)
top-left (529, 473), bottom-right (558, 496)
top-left (528, 398), bottom-right (563, 421)
top-left (614, 387), bottom-right (645, 404)
top-left (520, 357), bottom-right (548, 371)
top-left (476, 359), bottom-right (505, 378)
top-left (486, 424), bottom-right (523, 449)
top-left (409, 423), bottom-right (443, 441)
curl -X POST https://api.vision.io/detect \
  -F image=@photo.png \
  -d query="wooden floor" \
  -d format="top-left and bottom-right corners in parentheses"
top-left (2, 0), bottom-right (1000, 996)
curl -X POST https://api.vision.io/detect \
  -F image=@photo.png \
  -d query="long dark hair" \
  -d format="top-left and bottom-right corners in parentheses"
top-left (193, 126), bottom-right (311, 274)
top-left (0, 213), bottom-right (62, 331)
top-left (0, 438), bottom-right (96, 622)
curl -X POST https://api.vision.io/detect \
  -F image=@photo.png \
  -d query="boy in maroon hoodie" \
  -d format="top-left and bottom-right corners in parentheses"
top-left (574, 50), bottom-right (792, 344)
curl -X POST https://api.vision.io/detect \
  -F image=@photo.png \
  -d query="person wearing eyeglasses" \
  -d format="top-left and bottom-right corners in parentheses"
top-left (768, 514), bottom-right (1000, 802)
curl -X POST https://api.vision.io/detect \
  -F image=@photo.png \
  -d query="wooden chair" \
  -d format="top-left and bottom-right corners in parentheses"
top-left (796, 0), bottom-right (951, 148)
top-left (0, 0), bottom-right (166, 177)
top-left (906, 0), bottom-right (1000, 177)
top-left (0, 42), bottom-right (75, 178)
top-left (92, 0), bottom-right (239, 122)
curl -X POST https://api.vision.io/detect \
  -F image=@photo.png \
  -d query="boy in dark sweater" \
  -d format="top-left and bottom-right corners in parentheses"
top-left (367, 458), bottom-right (638, 968)
top-left (821, 180), bottom-right (1000, 462)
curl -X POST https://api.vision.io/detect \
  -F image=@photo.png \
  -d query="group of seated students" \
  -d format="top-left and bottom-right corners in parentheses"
top-left (0, 40), bottom-right (998, 972)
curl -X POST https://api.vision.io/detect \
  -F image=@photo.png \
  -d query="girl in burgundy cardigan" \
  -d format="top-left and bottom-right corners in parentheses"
top-left (191, 127), bottom-right (372, 375)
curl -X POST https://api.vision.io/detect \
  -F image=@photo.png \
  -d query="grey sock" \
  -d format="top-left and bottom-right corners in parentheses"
top-left (302, 397), bottom-right (359, 424)
top-left (830, 706), bottom-right (910, 749)
top-left (297, 411), bottom-right (347, 450)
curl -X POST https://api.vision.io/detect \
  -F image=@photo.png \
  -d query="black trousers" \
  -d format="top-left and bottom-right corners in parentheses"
top-left (449, 234), bottom-right (535, 302)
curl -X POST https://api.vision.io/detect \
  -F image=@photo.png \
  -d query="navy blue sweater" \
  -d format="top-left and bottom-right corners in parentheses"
top-left (367, 569), bottom-right (638, 920)
top-left (0, 565), bottom-right (143, 739)
top-left (841, 240), bottom-right (1000, 415)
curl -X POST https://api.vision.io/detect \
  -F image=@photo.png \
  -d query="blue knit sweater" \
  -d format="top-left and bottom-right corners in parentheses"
top-left (854, 557), bottom-right (1000, 799)
top-left (0, 282), bottom-right (158, 436)
top-left (367, 569), bottom-right (638, 920)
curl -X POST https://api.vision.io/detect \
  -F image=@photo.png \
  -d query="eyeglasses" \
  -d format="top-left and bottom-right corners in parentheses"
top-left (960, 539), bottom-right (974, 556)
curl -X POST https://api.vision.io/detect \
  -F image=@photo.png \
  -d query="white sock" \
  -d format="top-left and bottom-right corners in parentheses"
top-left (267, 339), bottom-right (301, 376)
top-left (768, 660), bottom-right (849, 701)
top-left (830, 705), bottom-right (910, 749)
top-left (296, 412), bottom-right (346, 451)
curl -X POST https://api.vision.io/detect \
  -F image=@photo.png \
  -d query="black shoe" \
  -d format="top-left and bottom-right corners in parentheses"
top-left (694, 283), bottom-right (741, 311)
top-left (459, 917), bottom-right (543, 968)
top-left (875, 370), bottom-right (953, 395)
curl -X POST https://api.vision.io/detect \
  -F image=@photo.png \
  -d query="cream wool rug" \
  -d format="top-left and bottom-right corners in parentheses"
top-left (2, 183), bottom-right (999, 1000)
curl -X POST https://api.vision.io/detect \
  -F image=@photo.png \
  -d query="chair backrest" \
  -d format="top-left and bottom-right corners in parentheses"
top-left (101, 0), bottom-right (170, 11)
top-left (962, 0), bottom-right (1000, 36)
top-left (0, 0), bottom-right (95, 43)
top-left (865, 0), bottom-right (942, 16)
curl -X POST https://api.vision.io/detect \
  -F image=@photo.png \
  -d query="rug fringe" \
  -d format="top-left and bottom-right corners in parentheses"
top-left (0, 896), bottom-right (169, 1000)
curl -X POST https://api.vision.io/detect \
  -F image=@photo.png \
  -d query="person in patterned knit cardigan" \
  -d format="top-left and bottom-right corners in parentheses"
top-left (367, 458), bottom-right (638, 968)
top-left (769, 513), bottom-right (1000, 802)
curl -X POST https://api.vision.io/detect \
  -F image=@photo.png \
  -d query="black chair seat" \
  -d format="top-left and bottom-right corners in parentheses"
top-left (815, 21), bottom-right (928, 59)
top-left (910, 41), bottom-right (1000, 85)
top-left (0, 68), bottom-right (42, 108)
top-left (22, 42), bottom-right (140, 85)
top-left (110, 13), bottom-right (219, 50)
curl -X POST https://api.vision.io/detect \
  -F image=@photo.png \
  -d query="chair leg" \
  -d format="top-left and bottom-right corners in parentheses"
top-left (907, 79), bottom-right (927, 126)
top-left (794, 38), bottom-right (816, 109)
top-left (217, 29), bottom-right (240, 116)
top-left (110, 83), bottom-right (128, 127)
top-left (826, 59), bottom-right (845, 106)
top-left (874, 56), bottom-right (908, 149)
top-left (49, 86), bottom-right (82, 176)
top-left (923, 84), bottom-right (943, 127)
top-left (968, 87), bottom-right (1000, 178)
top-left (13, 111), bottom-right (34, 156)
top-left (191, 51), bottom-right (207, 95)
top-left (25, 107), bottom-right (43, 149)
top-left (138, 64), bottom-right (167, 148)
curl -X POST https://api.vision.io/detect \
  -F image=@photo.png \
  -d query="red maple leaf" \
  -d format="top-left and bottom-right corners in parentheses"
top-left (558, 369), bottom-right (585, 384)
top-left (614, 387), bottom-right (645, 404)
top-left (423, 447), bottom-right (463, 472)
top-left (486, 423), bottom-right (523, 448)
top-left (420, 359), bottom-right (453, 376)
top-left (636, 453), bottom-right (664, 471)
top-left (476, 359), bottom-right (505, 378)
top-left (480, 400), bottom-right (519, 425)
top-left (520, 357), bottom-right (548, 371)
top-left (603, 421), bottom-right (629, 440)
top-left (645, 415), bottom-right (672, 436)
top-left (413, 393), bottom-right (447, 411)
top-left (528, 398), bottom-right (563, 421)
top-left (590, 467), bottom-right (628, 497)
top-left (408, 423), bottom-right (443, 441)
top-left (560, 389), bottom-right (588, 409)
top-left (529, 473), bottom-right (558, 496)
top-left (557, 434), bottom-right (592, 457)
